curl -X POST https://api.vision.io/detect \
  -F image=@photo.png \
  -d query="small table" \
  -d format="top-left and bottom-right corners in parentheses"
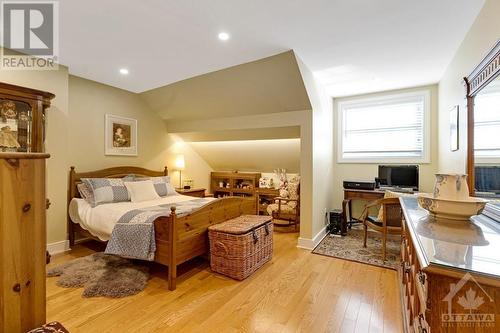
top-left (255, 188), bottom-right (280, 215)
top-left (342, 189), bottom-right (385, 235)
top-left (176, 188), bottom-right (206, 198)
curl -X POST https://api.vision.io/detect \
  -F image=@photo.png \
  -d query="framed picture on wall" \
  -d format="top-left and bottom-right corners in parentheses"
top-left (105, 114), bottom-right (137, 156)
top-left (450, 105), bottom-right (459, 152)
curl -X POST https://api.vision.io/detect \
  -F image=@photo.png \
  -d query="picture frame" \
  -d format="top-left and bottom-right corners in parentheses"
top-left (450, 105), bottom-right (459, 152)
top-left (105, 114), bottom-right (137, 156)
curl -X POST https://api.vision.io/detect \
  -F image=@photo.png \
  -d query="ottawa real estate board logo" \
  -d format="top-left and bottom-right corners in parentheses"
top-left (442, 272), bottom-right (495, 328)
top-left (1, 1), bottom-right (59, 70)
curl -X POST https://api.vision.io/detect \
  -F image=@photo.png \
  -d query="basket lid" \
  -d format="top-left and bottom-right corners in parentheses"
top-left (209, 215), bottom-right (272, 235)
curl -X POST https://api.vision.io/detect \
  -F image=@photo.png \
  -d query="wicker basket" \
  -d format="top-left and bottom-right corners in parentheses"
top-left (208, 215), bottom-right (273, 280)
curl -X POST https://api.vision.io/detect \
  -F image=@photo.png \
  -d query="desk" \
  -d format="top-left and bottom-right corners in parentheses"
top-left (342, 189), bottom-right (385, 235)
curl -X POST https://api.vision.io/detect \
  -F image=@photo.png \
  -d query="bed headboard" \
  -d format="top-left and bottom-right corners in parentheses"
top-left (68, 165), bottom-right (168, 201)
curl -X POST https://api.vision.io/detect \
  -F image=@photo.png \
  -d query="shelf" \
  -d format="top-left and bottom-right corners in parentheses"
top-left (214, 188), bottom-right (231, 193)
top-left (232, 189), bottom-right (253, 193)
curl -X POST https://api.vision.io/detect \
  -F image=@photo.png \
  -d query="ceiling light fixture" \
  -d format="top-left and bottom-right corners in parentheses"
top-left (218, 32), bottom-right (230, 41)
top-left (119, 68), bottom-right (129, 75)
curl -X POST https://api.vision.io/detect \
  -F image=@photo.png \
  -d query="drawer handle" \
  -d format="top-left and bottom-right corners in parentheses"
top-left (12, 283), bottom-right (21, 293)
top-left (418, 272), bottom-right (426, 285)
top-left (22, 203), bottom-right (31, 213)
top-left (418, 314), bottom-right (427, 333)
top-left (6, 159), bottom-right (19, 168)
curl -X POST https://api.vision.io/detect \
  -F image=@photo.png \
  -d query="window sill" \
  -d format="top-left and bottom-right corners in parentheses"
top-left (337, 157), bottom-right (431, 164)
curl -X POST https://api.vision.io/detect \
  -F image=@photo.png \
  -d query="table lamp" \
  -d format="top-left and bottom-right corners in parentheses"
top-left (174, 154), bottom-right (185, 188)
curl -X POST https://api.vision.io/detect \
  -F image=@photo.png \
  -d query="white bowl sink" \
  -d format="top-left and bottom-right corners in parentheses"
top-left (417, 193), bottom-right (487, 221)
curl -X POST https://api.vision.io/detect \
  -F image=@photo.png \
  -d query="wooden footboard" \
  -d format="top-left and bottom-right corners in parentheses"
top-left (67, 166), bottom-right (256, 291)
top-left (154, 197), bottom-right (255, 290)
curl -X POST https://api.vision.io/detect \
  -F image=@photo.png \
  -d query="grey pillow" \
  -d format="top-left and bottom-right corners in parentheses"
top-left (82, 176), bottom-right (133, 207)
top-left (148, 176), bottom-right (177, 197)
top-left (77, 183), bottom-right (95, 205)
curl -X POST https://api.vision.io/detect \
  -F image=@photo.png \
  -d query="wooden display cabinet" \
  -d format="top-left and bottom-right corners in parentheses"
top-left (0, 82), bottom-right (54, 333)
top-left (210, 171), bottom-right (261, 199)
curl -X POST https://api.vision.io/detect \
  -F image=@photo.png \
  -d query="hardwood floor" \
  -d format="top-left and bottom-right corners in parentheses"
top-left (46, 232), bottom-right (403, 333)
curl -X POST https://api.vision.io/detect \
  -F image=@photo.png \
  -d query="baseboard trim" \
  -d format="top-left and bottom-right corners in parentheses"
top-left (47, 240), bottom-right (70, 255)
top-left (297, 225), bottom-right (327, 250)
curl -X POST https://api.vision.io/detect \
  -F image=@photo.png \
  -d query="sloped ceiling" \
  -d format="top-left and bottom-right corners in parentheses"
top-left (140, 51), bottom-right (311, 120)
top-left (141, 51), bottom-right (308, 175)
top-left (188, 138), bottom-right (301, 173)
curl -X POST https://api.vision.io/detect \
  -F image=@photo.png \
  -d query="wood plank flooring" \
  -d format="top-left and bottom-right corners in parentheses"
top-left (46, 232), bottom-right (403, 333)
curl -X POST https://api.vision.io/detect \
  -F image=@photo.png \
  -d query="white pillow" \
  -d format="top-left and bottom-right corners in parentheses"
top-left (124, 180), bottom-right (160, 203)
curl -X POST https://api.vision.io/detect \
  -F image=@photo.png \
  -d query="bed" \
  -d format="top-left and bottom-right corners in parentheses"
top-left (67, 166), bottom-right (255, 290)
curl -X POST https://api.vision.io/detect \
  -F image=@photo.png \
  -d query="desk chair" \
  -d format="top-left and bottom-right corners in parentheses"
top-left (360, 197), bottom-right (402, 260)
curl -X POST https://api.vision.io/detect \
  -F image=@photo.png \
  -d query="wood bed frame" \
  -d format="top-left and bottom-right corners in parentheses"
top-left (67, 166), bottom-right (255, 290)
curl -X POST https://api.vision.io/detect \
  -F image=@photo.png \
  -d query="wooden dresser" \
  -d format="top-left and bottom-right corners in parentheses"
top-left (399, 197), bottom-right (500, 333)
top-left (0, 153), bottom-right (50, 333)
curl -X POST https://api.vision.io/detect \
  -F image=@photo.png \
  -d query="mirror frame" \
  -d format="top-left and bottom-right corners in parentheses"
top-left (464, 40), bottom-right (500, 196)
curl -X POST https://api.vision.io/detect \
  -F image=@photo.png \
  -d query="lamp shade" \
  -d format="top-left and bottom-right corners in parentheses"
top-left (174, 154), bottom-right (185, 170)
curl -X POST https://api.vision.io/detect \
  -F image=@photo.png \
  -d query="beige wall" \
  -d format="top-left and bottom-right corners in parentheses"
top-left (296, 55), bottom-right (334, 242)
top-left (68, 76), bottom-right (169, 171)
top-left (332, 85), bottom-right (439, 217)
top-left (438, 0), bottom-right (500, 174)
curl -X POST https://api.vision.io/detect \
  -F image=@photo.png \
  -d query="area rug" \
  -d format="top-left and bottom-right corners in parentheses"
top-left (47, 252), bottom-right (149, 298)
top-left (312, 225), bottom-right (400, 270)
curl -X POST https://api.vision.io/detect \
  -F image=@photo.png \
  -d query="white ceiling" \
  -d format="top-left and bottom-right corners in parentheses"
top-left (59, 0), bottom-right (484, 95)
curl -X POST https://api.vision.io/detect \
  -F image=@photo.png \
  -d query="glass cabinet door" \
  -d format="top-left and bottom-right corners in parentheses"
top-left (0, 99), bottom-right (33, 152)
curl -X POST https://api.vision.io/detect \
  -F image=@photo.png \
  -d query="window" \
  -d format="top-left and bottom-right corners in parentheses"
top-left (474, 84), bottom-right (500, 161)
top-left (338, 91), bottom-right (430, 163)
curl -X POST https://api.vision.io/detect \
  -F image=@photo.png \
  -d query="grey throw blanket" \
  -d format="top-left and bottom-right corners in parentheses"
top-left (105, 198), bottom-right (213, 260)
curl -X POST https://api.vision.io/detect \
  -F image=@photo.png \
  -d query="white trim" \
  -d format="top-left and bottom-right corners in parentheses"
top-left (297, 226), bottom-right (327, 250)
top-left (337, 90), bottom-right (431, 164)
top-left (47, 240), bottom-right (70, 255)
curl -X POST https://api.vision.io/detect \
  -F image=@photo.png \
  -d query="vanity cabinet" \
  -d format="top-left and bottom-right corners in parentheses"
top-left (399, 197), bottom-right (500, 333)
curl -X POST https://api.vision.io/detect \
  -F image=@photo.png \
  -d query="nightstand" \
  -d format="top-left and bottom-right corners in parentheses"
top-left (175, 188), bottom-right (206, 198)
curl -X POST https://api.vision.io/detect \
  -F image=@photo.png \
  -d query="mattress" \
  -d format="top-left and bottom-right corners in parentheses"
top-left (69, 195), bottom-right (213, 241)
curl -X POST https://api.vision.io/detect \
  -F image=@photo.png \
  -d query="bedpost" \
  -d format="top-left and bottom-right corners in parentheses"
top-left (67, 166), bottom-right (76, 247)
top-left (163, 166), bottom-right (168, 176)
top-left (168, 206), bottom-right (177, 290)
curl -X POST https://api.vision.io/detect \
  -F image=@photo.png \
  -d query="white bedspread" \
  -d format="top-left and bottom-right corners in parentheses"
top-left (69, 195), bottom-right (209, 241)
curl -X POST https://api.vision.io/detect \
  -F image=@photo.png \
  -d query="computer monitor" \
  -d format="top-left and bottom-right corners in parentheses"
top-left (475, 166), bottom-right (500, 196)
top-left (378, 165), bottom-right (419, 191)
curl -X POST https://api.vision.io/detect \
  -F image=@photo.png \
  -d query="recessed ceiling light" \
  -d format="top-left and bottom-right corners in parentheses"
top-left (119, 68), bottom-right (129, 75)
top-left (218, 32), bottom-right (230, 41)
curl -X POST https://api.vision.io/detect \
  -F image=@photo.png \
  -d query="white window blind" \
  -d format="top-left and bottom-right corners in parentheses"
top-left (338, 91), bottom-right (429, 162)
top-left (474, 85), bottom-right (500, 159)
